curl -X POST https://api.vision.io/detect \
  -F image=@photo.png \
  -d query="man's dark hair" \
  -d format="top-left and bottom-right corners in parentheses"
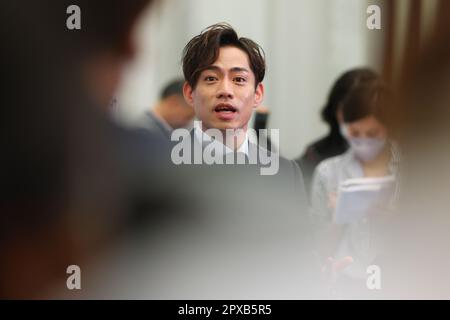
top-left (182, 23), bottom-right (265, 89)
top-left (160, 79), bottom-right (185, 100)
top-left (321, 68), bottom-right (378, 130)
top-left (342, 80), bottom-right (392, 126)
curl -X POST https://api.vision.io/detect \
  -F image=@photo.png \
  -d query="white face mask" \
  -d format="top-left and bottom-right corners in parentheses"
top-left (348, 137), bottom-right (387, 162)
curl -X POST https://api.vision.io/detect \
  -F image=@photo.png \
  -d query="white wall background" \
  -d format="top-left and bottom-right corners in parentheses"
top-left (114, 0), bottom-right (384, 159)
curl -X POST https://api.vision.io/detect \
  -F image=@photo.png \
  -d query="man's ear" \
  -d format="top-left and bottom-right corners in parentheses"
top-left (253, 82), bottom-right (264, 108)
top-left (183, 82), bottom-right (195, 107)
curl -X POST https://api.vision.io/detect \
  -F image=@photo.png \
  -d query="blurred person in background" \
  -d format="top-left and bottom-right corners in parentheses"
top-left (137, 78), bottom-right (195, 139)
top-left (0, 0), bottom-right (162, 298)
top-left (310, 78), bottom-right (400, 297)
top-left (296, 68), bottom-right (378, 197)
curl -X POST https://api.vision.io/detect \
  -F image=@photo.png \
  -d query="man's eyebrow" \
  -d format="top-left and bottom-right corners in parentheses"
top-left (203, 66), bottom-right (221, 73)
top-left (203, 66), bottom-right (250, 73)
top-left (230, 67), bottom-right (250, 73)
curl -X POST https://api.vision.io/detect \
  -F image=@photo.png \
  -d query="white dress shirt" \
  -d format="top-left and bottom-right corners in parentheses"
top-left (193, 121), bottom-right (249, 156)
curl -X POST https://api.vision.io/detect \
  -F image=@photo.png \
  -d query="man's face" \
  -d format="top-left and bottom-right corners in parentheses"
top-left (183, 46), bottom-right (264, 132)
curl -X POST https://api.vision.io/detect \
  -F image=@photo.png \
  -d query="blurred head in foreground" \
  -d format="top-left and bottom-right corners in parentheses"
top-left (380, 25), bottom-right (450, 299)
top-left (1, 0), bottom-right (154, 298)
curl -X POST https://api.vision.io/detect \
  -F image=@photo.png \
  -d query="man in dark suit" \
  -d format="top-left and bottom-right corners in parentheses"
top-left (178, 23), bottom-right (307, 194)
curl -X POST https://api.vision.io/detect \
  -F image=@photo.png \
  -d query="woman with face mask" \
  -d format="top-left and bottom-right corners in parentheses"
top-left (310, 79), bottom-right (399, 298)
top-left (296, 68), bottom-right (378, 198)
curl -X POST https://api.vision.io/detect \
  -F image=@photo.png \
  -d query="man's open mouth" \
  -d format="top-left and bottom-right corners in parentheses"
top-left (214, 103), bottom-right (237, 113)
